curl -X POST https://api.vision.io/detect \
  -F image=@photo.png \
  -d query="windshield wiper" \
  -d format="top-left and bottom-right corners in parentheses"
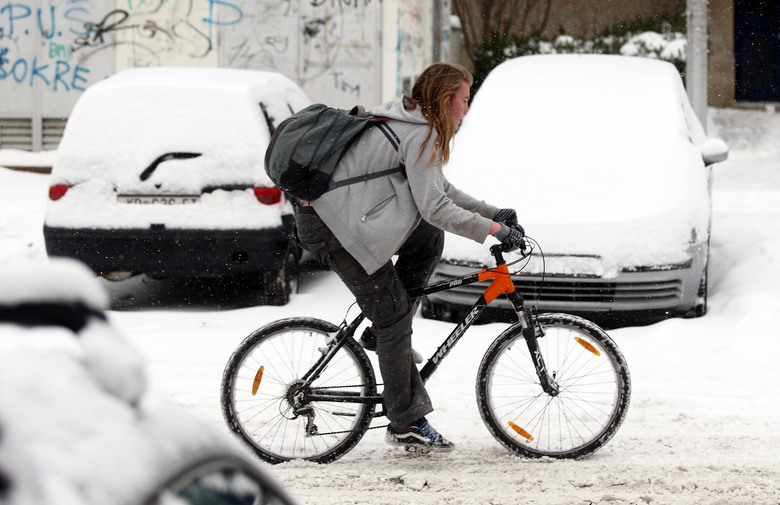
top-left (139, 152), bottom-right (202, 181)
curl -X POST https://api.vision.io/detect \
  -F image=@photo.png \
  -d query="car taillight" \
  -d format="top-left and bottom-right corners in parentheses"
top-left (253, 186), bottom-right (282, 205)
top-left (48, 184), bottom-right (70, 201)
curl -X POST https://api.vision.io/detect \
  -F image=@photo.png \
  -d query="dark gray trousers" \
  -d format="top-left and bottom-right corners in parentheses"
top-left (294, 204), bottom-right (444, 425)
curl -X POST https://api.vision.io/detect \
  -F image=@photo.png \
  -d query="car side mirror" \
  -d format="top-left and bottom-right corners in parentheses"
top-left (701, 138), bottom-right (729, 165)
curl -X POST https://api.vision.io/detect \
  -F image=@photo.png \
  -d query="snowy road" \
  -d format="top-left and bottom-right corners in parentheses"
top-left (2, 107), bottom-right (779, 504)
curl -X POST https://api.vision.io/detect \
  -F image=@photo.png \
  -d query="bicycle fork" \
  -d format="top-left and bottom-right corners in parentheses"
top-left (508, 293), bottom-right (560, 397)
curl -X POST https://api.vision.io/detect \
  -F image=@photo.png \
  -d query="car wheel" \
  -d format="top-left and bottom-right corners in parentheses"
top-left (259, 249), bottom-right (299, 306)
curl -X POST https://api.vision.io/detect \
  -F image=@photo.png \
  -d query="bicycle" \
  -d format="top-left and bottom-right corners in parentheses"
top-left (220, 236), bottom-right (631, 464)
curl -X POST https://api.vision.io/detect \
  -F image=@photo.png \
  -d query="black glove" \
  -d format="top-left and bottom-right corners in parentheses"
top-left (493, 208), bottom-right (518, 227)
top-left (495, 223), bottom-right (526, 251)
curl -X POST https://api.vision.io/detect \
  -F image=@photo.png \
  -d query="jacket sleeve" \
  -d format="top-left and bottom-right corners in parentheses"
top-left (401, 127), bottom-right (495, 242)
top-left (441, 177), bottom-right (498, 220)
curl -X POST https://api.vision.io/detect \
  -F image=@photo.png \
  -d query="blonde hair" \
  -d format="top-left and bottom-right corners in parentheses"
top-left (404, 62), bottom-right (473, 166)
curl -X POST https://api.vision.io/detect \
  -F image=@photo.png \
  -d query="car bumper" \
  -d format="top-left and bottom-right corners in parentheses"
top-left (43, 216), bottom-right (295, 276)
top-left (423, 251), bottom-right (706, 324)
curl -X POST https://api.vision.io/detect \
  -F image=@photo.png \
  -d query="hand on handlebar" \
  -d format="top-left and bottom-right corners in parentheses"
top-left (495, 223), bottom-right (526, 252)
top-left (493, 208), bottom-right (518, 227)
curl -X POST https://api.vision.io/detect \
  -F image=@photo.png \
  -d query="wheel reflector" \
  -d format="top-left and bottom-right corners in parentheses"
top-left (508, 421), bottom-right (534, 441)
top-left (575, 337), bottom-right (601, 356)
top-left (252, 366), bottom-right (265, 395)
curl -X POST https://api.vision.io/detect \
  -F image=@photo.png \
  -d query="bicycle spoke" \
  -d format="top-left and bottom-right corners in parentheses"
top-left (478, 313), bottom-right (630, 459)
top-left (221, 319), bottom-right (377, 464)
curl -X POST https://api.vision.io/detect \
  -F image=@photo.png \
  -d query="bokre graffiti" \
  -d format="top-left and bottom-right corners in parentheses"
top-left (0, 1), bottom-right (93, 92)
top-left (0, 0), bottom-right (244, 94)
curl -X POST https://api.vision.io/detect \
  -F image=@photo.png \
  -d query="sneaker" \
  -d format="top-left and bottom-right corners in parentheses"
top-left (385, 418), bottom-right (454, 453)
top-left (358, 326), bottom-right (379, 352)
top-left (359, 327), bottom-right (424, 364)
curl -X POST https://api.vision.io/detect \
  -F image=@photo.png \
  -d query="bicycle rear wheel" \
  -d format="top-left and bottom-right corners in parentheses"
top-left (221, 317), bottom-right (376, 464)
top-left (477, 313), bottom-right (630, 459)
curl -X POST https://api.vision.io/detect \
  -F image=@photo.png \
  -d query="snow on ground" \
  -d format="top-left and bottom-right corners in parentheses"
top-left (1, 107), bottom-right (780, 504)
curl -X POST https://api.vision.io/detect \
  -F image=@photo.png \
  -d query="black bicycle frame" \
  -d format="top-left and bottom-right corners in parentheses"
top-left (302, 245), bottom-right (559, 408)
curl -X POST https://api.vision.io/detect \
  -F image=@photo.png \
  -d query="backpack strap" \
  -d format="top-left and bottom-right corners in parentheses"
top-left (328, 119), bottom-right (406, 190)
top-left (375, 121), bottom-right (401, 150)
top-left (329, 165), bottom-right (406, 189)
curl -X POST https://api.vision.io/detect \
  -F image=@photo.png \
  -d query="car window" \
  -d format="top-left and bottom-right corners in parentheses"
top-left (149, 459), bottom-right (294, 505)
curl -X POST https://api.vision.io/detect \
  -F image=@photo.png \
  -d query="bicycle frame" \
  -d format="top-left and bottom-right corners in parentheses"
top-left (409, 250), bottom-right (520, 381)
top-left (301, 244), bottom-right (559, 414)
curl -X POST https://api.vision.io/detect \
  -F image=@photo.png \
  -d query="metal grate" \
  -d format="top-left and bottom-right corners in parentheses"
top-left (431, 271), bottom-right (682, 304)
top-left (514, 276), bottom-right (681, 304)
top-left (0, 117), bottom-right (66, 151)
top-left (0, 118), bottom-right (33, 150)
top-left (42, 118), bottom-right (67, 151)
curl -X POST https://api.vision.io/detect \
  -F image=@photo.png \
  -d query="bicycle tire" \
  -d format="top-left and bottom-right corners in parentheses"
top-left (220, 317), bottom-right (376, 464)
top-left (476, 313), bottom-right (631, 459)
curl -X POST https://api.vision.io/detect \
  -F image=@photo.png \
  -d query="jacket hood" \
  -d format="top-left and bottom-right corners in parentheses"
top-left (369, 97), bottom-right (429, 124)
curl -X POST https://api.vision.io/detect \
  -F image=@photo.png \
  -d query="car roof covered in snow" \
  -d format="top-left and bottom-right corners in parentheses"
top-left (444, 54), bottom-right (714, 273)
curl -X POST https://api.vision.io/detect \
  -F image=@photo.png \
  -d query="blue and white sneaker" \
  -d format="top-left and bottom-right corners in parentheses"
top-left (385, 418), bottom-right (454, 453)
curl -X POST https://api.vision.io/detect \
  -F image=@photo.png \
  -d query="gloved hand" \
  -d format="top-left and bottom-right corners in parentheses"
top-left (493, 208), bottom-right (518, 227)
top-left (495, 223), bottom-right (526, 251)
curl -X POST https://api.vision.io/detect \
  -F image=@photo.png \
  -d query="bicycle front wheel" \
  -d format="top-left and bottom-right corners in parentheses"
top-left (477, 313), bottom-right (631, 459)
top-left (221, 317), bottom-right (376, 464)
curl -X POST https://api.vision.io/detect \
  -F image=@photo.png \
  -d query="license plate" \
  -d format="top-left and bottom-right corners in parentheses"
top-left (117, 195), bottom-right (200, 205)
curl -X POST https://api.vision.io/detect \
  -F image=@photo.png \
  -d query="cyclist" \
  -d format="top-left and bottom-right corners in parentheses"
top-left (294, 62), bottom-right (524, 453)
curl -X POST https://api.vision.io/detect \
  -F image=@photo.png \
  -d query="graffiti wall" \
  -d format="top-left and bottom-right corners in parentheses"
top-left (1, 0), bottom-right (442, 149)
top-left (0, 0), bottom-right (232, 116)
top-left (381, 0), bottom-right (436, 98)
top-left (112, 0), bottom-right (220, 69)
top-left (0, 0), bottom-right (114, 115)
top-left (220, 0), bottom-right (382, 107)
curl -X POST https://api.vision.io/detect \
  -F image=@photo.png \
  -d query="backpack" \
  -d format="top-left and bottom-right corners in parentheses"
top-left (264, 103), bottom-right (404, 201)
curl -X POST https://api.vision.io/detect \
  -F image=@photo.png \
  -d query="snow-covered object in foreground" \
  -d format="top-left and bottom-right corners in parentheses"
top-left (426, 54), bottom-right (729, 323)
top-left (0, 259), bottom-right (298, 505)
top-left (43, 67), bottom-right (312, 305)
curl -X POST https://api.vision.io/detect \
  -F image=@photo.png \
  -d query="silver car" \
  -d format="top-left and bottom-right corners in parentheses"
top-left (423, 54), bottom-right (729, 325)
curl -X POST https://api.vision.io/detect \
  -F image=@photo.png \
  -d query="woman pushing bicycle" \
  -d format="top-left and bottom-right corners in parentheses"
top-left (293, 62), bottom-right (525, 452)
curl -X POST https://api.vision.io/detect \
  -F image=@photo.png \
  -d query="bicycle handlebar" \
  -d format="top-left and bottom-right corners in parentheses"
top-left (493, 224), bottom-right (528, 255)
top-left (490, 229), bottom-right (529, 266)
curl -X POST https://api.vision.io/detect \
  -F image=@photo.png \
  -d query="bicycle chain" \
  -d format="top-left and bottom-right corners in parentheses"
top-left (303, 383), bottom-right (387, 436)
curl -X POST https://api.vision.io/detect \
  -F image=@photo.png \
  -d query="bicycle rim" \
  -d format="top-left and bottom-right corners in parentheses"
top-left (221, 318), bottom-right (376, 464)
top-left (477, 313), bottom-right (630, 459)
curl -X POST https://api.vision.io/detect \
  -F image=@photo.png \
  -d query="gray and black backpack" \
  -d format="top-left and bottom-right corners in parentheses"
top-left (264, 103), bottom-right (404, 201)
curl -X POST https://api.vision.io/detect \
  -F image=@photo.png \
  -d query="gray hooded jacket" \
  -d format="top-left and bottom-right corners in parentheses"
top-left (310, 96), bottom-right (497, 275)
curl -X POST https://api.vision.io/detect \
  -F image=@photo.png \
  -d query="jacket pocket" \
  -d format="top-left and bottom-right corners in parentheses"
top-left (360, 194), bottom-right (396, 222)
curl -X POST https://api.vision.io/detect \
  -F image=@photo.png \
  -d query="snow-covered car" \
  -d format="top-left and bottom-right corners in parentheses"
top-left (0, 259), bottom-right (298, 505)
top-left (423, 54), bottom-right (729, 324)
top-left (43, 67), bottom-right (311, 305)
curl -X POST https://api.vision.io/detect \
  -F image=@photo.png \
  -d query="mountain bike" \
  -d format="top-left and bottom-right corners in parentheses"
top-left (220, 237), bottom-right (631, 464)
